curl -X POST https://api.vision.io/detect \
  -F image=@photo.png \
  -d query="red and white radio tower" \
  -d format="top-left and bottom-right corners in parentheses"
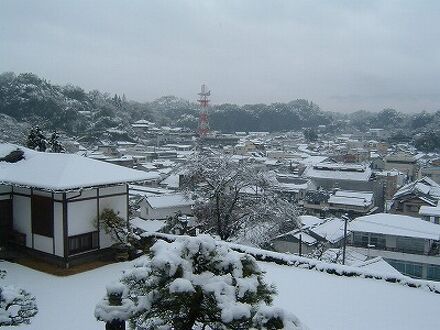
top-left (197, 84), bottom-right (210, 137)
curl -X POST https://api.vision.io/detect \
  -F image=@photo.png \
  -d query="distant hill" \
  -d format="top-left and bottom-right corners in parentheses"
top-left (1, 71), bottom-right (440, 151)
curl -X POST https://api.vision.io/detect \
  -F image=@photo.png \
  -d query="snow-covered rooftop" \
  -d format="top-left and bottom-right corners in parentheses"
top-left (145, 193), bottom-right (194, 209)
top-left (350, 213), bottom-right (440, 240)
top-left (299, 215), bottom-right (326, 229)
top-left (393, 177), bottom-right (440, 201)
top-left (0, 144), bottom-right (160, 191)
top-left (328, 190), bottom-right (374, 207)
top-left (130, 217), bottom-right (166, 233)
top-left (419, 204), bottom-right (440, 217)
top-left (303, 163), bottom-right (372, 182)
top-left (310, 218), bottom-right (346, 244)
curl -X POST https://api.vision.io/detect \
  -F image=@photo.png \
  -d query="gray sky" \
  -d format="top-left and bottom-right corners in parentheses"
top-left (1, 0), bottom-right (439, 113)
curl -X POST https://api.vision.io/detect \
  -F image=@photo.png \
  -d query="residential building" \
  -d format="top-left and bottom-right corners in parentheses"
top-left (390, 177), bottom-right (440, 217)
top-left (0, 144), bottom-right (159, 267)
top-left (349, 213), bottom-right (440, 281)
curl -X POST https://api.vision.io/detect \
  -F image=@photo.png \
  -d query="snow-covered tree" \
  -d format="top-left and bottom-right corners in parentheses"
top-left (180, 153), bottom-right (299, 246)
top-left (47, 131), bottom-right (65, 153)
top-left (26, 127), bottom-right (66, 153)
top-left (26, 126), bottom-right (47, 151)
top-left (96, 208), bottom-right (132, 246)
top-left (95, 236), bottom-right (306, 329)
top-left (0, 269), bottom-right (38, 326)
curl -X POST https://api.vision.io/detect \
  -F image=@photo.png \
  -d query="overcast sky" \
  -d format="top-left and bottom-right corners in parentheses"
top-left (1, 0), bottom-right (439, 113)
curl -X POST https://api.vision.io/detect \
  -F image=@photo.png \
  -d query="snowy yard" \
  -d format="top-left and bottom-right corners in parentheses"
top-left (2, 259), bottom-right (439, 330)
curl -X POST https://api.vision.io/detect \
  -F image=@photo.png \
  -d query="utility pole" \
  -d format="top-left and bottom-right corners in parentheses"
top-left (299, 234), bottom-right (302, 257)
top-left (342, 214), bottom-right (349, 265)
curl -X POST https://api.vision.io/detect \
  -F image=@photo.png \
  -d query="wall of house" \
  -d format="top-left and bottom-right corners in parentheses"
top-left (66, 185), bottom-right (128, 250)
top-left (12, 192), bottom-right (32, 248)
top-left (68, 199), bottom-right (97, 236)
top-left (99, 189), bottom-right (127, 249)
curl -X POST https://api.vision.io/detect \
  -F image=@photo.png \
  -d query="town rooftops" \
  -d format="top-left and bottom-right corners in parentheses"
top-left (0, 144), bottom-right (160, 191)
top-left (350, 213), bottom-right (440, 240)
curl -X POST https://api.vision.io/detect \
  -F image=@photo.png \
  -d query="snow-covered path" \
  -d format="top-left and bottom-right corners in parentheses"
top-left (2, 260), bottom-right (439, 330)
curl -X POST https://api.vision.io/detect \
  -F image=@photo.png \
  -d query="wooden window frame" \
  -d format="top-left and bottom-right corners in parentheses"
top-left (31, 195), bottom-right (54, 237)
top-left (68, 231), bottom-right (99, 255)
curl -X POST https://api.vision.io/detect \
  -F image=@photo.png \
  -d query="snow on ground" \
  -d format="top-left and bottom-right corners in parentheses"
top-left (1, 259), bottom-right (440, 330)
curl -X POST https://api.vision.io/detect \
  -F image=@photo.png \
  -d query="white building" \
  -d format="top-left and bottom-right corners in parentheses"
top-left (0, 144), bottom-right (159, 267)
top-left (349, 213), bottom-right (440, 280)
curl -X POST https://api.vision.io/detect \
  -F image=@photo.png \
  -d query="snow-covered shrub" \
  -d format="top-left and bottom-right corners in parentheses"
top-left (97, 235), bottom-right (307, 329)
top-left (0, 270), bottom-right (38, 326)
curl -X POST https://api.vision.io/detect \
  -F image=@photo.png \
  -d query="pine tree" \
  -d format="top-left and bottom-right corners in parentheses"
top-left (95, 236), bottom-right (306, 329)
top-left (48, 131), bottom-right (65, 153)
top-left (0, 270), bottom-right (38, 326)
top-left (26, 126), bottom-right (47, 151)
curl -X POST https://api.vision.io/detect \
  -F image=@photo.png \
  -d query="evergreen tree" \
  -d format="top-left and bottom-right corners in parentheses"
top-left (26, 126), bottom-right (47, 151)
top-left (0, 270), bottom-right (38, 326)
top-left (48, 131), bottom-right (65, 153)
top-left (95, 236), bottom-right (306, 329)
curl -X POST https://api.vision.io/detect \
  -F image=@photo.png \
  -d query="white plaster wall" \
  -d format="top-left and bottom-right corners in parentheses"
top-left (12, 196), bottom-right (32, 248)
top-left (53, 202), bottom-right (64, 257)
top-left (67, 200), bottom-right (97, 236)
top-left (99, 195), bottom-right (127, 248)
top-left (33, 234), bottom-right (53, 254)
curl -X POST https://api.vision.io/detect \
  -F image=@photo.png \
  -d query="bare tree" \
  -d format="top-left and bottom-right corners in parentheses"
top-left (180, 153), bottom-right (300, 246)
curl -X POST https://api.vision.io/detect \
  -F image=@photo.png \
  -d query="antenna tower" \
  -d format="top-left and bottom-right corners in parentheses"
top-left (197, 84), bottom-right (210, 137)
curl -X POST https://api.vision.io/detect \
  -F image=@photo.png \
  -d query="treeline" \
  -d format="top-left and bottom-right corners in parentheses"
top-left (0, 72), bottom-right (331, 134)
top-left (1, 72), bottom-right (440, 151)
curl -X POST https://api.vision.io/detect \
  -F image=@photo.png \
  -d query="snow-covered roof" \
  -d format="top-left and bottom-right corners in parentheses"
top-left (393, 177), bottom-right (440, 201)
top-left (419, 204), bottom-right (440, 217)
top-left (309, 218), bottom-right (346, 244)
top-left (145, 193), bottom-right (194, 209)
top-left (298, 155), bottom-right (328, 166)
top-left (328, 190), bottom-right (374, 207)
top-left (303, 163), bottom-right (372, 182)
top-left (352, 256), bottom-right (403, 277)
top-left (0, 144), bottom-right (160, 191)
top-left (350, 213), bottom-right (440, 240)
top-left (299, 215), bottom-right (325, 228)
top-left (292, 232), bottom-right (317, 245)
top-left (130, 217), bottom-right (166, 233)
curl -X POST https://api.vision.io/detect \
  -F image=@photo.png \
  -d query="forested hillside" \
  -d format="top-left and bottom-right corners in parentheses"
top-left (1, 72), bottom-right (440, 150)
